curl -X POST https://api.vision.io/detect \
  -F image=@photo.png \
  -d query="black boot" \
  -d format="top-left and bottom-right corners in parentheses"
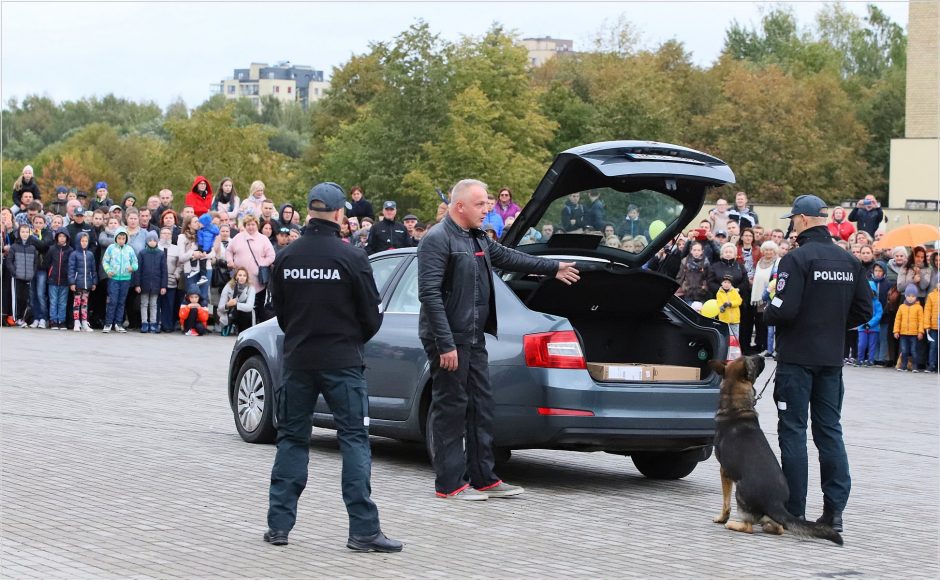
top-left (263, 529), bottom-right (289, 546)
top-left (816, 509), bottom-right (843, 533)
top-left (347, 530), bottom-right (403, 553)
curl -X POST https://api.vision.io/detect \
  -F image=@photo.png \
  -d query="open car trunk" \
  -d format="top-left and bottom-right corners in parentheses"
top-left (507, 268), bottom-right (724, 381)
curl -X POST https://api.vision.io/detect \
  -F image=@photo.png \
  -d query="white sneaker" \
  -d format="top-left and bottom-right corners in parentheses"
top-left (17, 319), bottom-right (28, 328)
top-left (37, 319), bottom-right (46, 329)
top-left (102, 325), bottom-right (112, 333)
top-left (73, 321), bottom-right (82, 332)
top-left (476, 481), bottom-right (525, 498)
top-left (115, 326), bottom-right (127, 333)
top-left (82, 321), bottom-right (94, 333)
top-left (436, 485), bottom-right (489, 501)
top-left (29, 320), bottom-right (39, 328)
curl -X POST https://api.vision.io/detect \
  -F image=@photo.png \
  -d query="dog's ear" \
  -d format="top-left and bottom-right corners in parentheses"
top-left (743, 356), bottom-right (764, 383)
top-left (708, 360), bottom-right (726, 377)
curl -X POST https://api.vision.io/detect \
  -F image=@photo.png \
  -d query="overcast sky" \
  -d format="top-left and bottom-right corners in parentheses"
top-left (1, 1), bottom-right (908, 110)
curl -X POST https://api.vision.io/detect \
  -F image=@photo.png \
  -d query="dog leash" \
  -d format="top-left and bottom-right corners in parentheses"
top-left (754, 366), bottom-right (777, 401)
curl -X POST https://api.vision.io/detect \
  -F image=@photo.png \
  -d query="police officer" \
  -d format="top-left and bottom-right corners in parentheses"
top-left (365, 201), bottom-right (410, 255)
top-left (264, 182), bottom-right (402, 553)
top-left (764, 195), bottom-right (872, 533)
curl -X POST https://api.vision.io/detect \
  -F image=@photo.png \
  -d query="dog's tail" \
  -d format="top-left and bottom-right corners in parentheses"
top-left (769, 509), bottom-right (843, 546)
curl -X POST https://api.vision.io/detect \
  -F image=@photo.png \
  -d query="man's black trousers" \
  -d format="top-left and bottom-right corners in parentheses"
top-left (423, 338), bottom-right (501, 495)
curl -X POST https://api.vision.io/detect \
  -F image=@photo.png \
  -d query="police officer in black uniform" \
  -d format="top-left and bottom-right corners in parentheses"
top-left (365, 201), bottom-right (410, 255)
top-left (264, 182), bottom-right (402, 553)
top-left (764, 195), bottom-right (872, 533)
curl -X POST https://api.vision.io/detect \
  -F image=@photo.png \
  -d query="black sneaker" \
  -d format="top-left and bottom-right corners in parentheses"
top-left (346, 530), bottom-right (403, 553)
top-left (263, 529), bottom-right (289, 546)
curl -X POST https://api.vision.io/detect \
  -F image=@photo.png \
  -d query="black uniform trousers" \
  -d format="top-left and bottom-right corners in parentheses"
top-left (423, 337), bottom-right (500, 495)
top-left (267, 366), bottom-right (380, 536)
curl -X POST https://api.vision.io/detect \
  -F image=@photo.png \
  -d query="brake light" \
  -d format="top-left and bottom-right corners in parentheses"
top-left (524, 331), bottom-right (587, 369)
top-left (537, 407), bottom-right (594, 416)
top-left (727, 334), bottom-right (741, 362)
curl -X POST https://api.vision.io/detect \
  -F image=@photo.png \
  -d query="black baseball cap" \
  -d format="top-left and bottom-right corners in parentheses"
top-left (781, 195), bottom-right (829, 219)
top-left (73, 207), bottom-right (86, 216)
top-left (715, 229), bottom-right (727, 237)
top-left (307, 182), bottom-right (351, 212)
top-left (383, 201), bottom-right (397, 210)
top-left (277, 226), bottom-right (291, 235)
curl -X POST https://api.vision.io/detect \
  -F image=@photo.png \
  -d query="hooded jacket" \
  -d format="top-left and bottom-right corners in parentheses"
top-left (102, 228), bottom-right (139, 281)
top-left (68, 233), bottom-right (98, 290)
top-left (6, 234), bottom-right (41, 281)
top-left (44, 228), bottom-right (74, 286)
top-left (185, 176), bottom-right (214, 217)
top-left (894, 300), bottom-right (924, 336)
top-left (121, 191), bottom-right (138, 207)
top-left (924, 287), bottom-right (939, 332)
top-left (278, 204), bottom-right (295, 228)
top-left (856, 281), bottom-right (883, 331)
top-left (67, 218), bottom-right (97, 254)
top-left (196, 213), bottom-right (220, 253)
top-left (132, 242), bottom-right (169, 294)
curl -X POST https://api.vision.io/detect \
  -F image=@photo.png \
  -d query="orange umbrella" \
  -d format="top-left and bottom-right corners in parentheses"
top-left (874, 224), bottom-right (940, 250)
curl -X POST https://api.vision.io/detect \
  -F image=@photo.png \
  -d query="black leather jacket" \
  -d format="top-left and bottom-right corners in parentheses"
top-left (417, 215), bottom-right (559, 352)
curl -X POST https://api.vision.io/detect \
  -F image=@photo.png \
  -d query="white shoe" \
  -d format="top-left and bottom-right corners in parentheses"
top-left (37, 319), bottom-right (46, 329)
top-left (82, 321), bottom-right (94, 333)
top-left (115, 326), bottom-right (127, 333)
top-left (102, 325), bottom-right (112, 333)
top-left (73, 321), bottom-right (82, 332)
top-left (17, 319), bottom-right (28, 328)
top-left (29, 320), bottom-right (39, 328)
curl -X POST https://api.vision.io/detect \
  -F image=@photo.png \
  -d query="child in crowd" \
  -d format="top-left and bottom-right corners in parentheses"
top-left (179, 291), bottom-right (209, 336)
top-left (195, 212), bottom-right (220, 285)
top-left (44, 228), bottom-right (73, 330)
top-left (102, 227), bottom-right (138, 333)
top-left (716, 273), bottom-right (742, 337)
top-left (133, 231), bottom-right (168, 334)
top-left (218, 267), bottom-right (256, 336)
top-left (68, 232), bottom-right (97, 332)
top-left (894, 284), bottom-right (924, 372)
top-left (924, 284), bottom-right (939, 373)
top-left (6, 223), bottom-right (40, 327)
top-left (855, 281), bottom-right (883, 367)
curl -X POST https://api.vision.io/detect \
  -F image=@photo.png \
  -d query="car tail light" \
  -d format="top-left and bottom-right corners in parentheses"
top-left (727, 334), bottom-right (741, 362)
top-left (537, 407), bottom-right (594, 417)
top-left (523, 331), bottom-right (587, 369)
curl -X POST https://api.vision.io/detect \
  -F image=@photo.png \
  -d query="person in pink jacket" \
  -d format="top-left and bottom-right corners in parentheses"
top-left (237, 180), bottom-right (267, 227)
top-left (493, 187), bottom-right (521, 223)
top-left (226, 215), bottom-right (275, 319)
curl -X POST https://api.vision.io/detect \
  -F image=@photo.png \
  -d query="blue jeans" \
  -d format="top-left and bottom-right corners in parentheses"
top-left (766, 325), bottom-right (776, 353)
top-left (48, 284), bottom-right (69, 323)
top-left (30, 270), bottom-right (47, 321)
top-left (105, 279), bottom-right (131, 326)
top-left (268, 366), bottom-right (380, 536)
top-left (774, 363), bottom-right (850, 517)
top-left (928, 330), bottom-right (938, 372)
top-left (159, 288), bottom-right (178, 331)
top-left (856, 330), bottom-right (879, 364)
top-left (877, 320), bottom-right (891, 361)
top-left (898, 335), bottom-right (918, 370)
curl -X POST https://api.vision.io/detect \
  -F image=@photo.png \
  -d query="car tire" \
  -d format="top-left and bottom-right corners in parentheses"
top-left (631, 451), bottom-right (699, 480)
top-left (233, 355), bottom-right (277, 444)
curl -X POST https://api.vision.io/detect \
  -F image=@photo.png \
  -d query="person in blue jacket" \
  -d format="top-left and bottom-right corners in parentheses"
top-left (854, 280), bottom-right (883, 367)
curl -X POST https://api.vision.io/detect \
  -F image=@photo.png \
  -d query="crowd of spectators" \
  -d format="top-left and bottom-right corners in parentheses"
top-left (3, 167), bottom-right (935, 371)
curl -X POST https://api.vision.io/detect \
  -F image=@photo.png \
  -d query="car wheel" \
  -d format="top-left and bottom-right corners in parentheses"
top-left (234, 355), bottom-right (277, 444)
top-left (631, 451), bottom-right (699, 480)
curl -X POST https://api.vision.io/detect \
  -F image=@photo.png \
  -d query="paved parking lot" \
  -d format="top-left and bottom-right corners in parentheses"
top-left (1, 328), bottom-right (937, 578)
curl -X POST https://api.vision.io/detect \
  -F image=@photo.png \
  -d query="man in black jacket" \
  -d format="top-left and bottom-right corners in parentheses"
top-left (847, 194), bottom-right (884, 238)
top-left (764, 194), bottom-right (872, 533)
top-left (365, 201), bottom-right (409, 255)
top-left (417, 179), bottom-right (580, 500)
top-left (265, 182), bottom-right (402, 553)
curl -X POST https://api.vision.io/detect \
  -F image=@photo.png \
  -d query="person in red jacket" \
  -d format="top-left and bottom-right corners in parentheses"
top-left (826, 207), bottom-right (855, 241)
top-left (179, 290), bottom-right (210, 335)
top-left (185, 176), bottom-right (214, 217)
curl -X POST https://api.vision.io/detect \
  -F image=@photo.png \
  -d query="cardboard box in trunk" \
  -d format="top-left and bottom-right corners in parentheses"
top-left (587, 362), bottom-right (700, 382)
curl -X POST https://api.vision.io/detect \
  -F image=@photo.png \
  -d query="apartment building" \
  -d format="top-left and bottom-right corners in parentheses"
top-left (521, 37), bottom-right (574, 68)
top-left (212, 61), bottom-right (330, 110)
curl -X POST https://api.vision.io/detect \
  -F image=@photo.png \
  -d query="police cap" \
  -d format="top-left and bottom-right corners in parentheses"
top-left (307, 182), bottom-right (352, 212)
top-left (781, 195), bottom-right (829, 219)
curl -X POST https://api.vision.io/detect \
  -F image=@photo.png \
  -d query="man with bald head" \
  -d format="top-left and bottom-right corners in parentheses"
top-left (417, 179), bottom-right (580, 501)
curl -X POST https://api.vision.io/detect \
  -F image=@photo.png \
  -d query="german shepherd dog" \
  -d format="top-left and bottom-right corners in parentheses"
top-left (709, 355), bottom-right (843, 545)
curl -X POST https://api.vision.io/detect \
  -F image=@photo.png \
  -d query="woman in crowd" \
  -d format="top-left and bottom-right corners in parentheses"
top-left (158, 226), bottom-right (183, 333)
top-left (225, 215), bottom-right (275, 320)
top-left (177, 216), bottom-right (213, 307)
top-left (238, 180), bottom-right (266, 223)
top-left (494, 187), bottom-right (521, 223)
top-left (677, 240), bottom-right (710, 305)
top-left (160, 209), bottom-right (181, 244)
top-left (212, 177), bottom-right (240, 216)
top-left (218, 266), bottom-right (256, 336)
top-left (859, 245), bottom-right (876, 278)
top-left (707, 242), bottom-right (749, 297)
top-left (260, 220), bottom-right (275, 243)
top-left (749, 241), bottom-right (777, 356)
top-left (896, 246), bottom-right (930, 300)
top-left (827, 207), bottom-right (855, 241)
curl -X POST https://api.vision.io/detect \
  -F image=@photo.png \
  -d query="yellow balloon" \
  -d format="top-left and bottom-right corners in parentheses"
top-left (648, 219), bottom-right (667, 239)
top-left (700, 299), bottom-right (720, 319)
